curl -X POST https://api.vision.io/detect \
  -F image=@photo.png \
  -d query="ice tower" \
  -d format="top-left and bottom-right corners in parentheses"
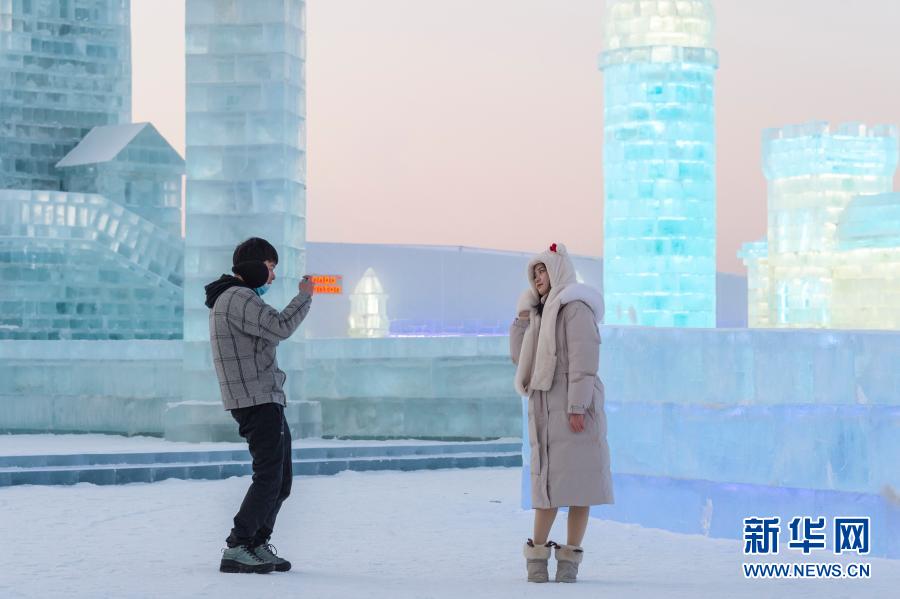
top-left (600, 0), bottom-right (717, 327)
top-left (740, 122), bottom-right (899, 329)
top-left (183, 0), bottom-right (308, 404)
top-left (0, 0), bottom-right (131, 190)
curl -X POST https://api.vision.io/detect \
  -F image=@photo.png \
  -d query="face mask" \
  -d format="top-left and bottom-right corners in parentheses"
top-left (253, 284), bottom-right (270, 297)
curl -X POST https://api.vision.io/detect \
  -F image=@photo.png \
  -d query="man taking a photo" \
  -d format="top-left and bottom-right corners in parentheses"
top-left (204, 237), bottom-right (315, 574)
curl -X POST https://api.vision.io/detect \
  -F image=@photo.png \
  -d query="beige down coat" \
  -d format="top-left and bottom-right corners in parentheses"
top-left (510, 245), bottom-right (614, 509)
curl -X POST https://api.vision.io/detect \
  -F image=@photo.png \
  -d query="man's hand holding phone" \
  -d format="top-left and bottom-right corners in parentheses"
top-left (299, 275), bottom-right (316, 295)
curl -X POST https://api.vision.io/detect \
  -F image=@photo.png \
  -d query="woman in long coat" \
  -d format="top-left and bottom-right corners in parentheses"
top-left (510, 243), bottom-right (613, 583)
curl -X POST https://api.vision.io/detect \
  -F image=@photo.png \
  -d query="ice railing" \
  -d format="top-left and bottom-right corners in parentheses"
top-left (762, 121), bottom-right (899, 179)
top-left (388, 319), bottom-right (508, 337)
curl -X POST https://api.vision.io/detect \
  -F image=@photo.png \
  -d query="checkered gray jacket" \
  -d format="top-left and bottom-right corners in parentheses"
top-left (209, 286), bottom-right (312, 410)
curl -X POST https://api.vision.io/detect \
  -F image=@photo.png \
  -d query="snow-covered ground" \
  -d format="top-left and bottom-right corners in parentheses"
top-left (1, 468), bottom-right (896, 598)
top-left (0, 433), bottom-right (519, 456)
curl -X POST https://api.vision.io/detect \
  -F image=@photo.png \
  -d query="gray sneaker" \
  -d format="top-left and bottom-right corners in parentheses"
top-left (254, 543), bottom-right (292, 572)
top-left (220, 544), bottom-right (275, 574)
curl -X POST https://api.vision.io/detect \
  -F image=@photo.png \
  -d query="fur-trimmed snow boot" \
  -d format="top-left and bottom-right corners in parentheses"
top-left (523, 539), bottom-right (555, 583)
top-left (554, 544), bottom-right (584, 583)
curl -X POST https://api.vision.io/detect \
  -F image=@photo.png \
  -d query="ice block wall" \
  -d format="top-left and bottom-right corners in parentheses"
top-left (183, 0), bottom-right (308, 405)
top-left (0, 340), bottom-right (181, 435)
top-left (303, 336), bottom-right (521, 439)
top-left (0, 335), bottom-right (518, 441)
top-left (599, 327), bottom-right (900, 493)
top-left (0, 338), bottom-right (319, 440)
top-left (600, 0), bottom-right (717, 328)
top-left (0, 0), bottom-right (131, 191)
top-left (521, 326), bottom-right (900, 557)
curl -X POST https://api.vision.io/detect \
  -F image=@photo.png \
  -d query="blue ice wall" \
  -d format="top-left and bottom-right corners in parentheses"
top-left (522, 326), bottom-right (900, 558)
top-left (601, 326), bottom-right (900, 494)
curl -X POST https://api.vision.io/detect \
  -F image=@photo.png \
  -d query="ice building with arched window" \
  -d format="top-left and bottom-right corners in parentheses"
top-left (739, 122), bottom-right (900, 330)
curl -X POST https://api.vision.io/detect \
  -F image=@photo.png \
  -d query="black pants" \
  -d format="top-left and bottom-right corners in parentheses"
top-left (226, 403), bottom-right (293, 548)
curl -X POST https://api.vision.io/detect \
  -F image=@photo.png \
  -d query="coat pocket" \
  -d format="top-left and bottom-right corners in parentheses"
top-left (527, 395), bottom-right (541, 475)
top-left (589, 381), bottom-right (605, 443)
top-left (586, 404), bottom-right (600, 444)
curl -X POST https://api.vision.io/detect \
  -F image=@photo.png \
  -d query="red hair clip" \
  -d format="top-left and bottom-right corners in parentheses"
top-left (549, 243), bottom-right (557, 253)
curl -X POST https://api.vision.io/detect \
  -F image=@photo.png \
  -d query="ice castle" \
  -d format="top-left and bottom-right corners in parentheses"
top-left (0, 0), bottom-right (184, 340)
top-left (600, 0), bottom-right (717, 328)
top-left (739, 122), bottom-right (900, 329)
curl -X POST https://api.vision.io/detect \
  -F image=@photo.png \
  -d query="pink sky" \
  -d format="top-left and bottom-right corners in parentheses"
top-left (132, 0), bottom-right (900, 274)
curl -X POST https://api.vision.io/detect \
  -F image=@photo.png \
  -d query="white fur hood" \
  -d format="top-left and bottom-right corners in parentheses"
top-left (556, 283), bottom-right (604, 323)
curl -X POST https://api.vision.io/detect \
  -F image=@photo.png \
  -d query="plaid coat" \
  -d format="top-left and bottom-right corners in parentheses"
top-left (209, 286), bottom-right (312, 410)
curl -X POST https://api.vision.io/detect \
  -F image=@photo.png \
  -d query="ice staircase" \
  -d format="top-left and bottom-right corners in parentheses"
top-left (0, 441), bottom-right (522, 486)
top-left (0, 189), bottom-right (185, 339)
top-left (0, 189), bottom-right (183, 288)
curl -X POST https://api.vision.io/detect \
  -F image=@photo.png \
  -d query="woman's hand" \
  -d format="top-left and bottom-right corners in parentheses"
top-left (568, 414), bottom-right (584, 433)
top-left (518, 310), bottom-right (530, 321)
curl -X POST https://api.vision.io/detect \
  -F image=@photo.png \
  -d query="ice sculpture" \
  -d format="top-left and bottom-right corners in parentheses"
top-left (348, 268), bottom-right (389, 338)
top-left (600, 0), bottom-right (718, 328)
top-left (57, 123), bottom-right (185, 238)
top-left (183, 0), bottom-right (308, 404)
top-left (0, 1), bottom-right (184, 340)
top-left (0, 0), bottom-right (132, 191)
top-left (740, 122), bottom-right (900, 329)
